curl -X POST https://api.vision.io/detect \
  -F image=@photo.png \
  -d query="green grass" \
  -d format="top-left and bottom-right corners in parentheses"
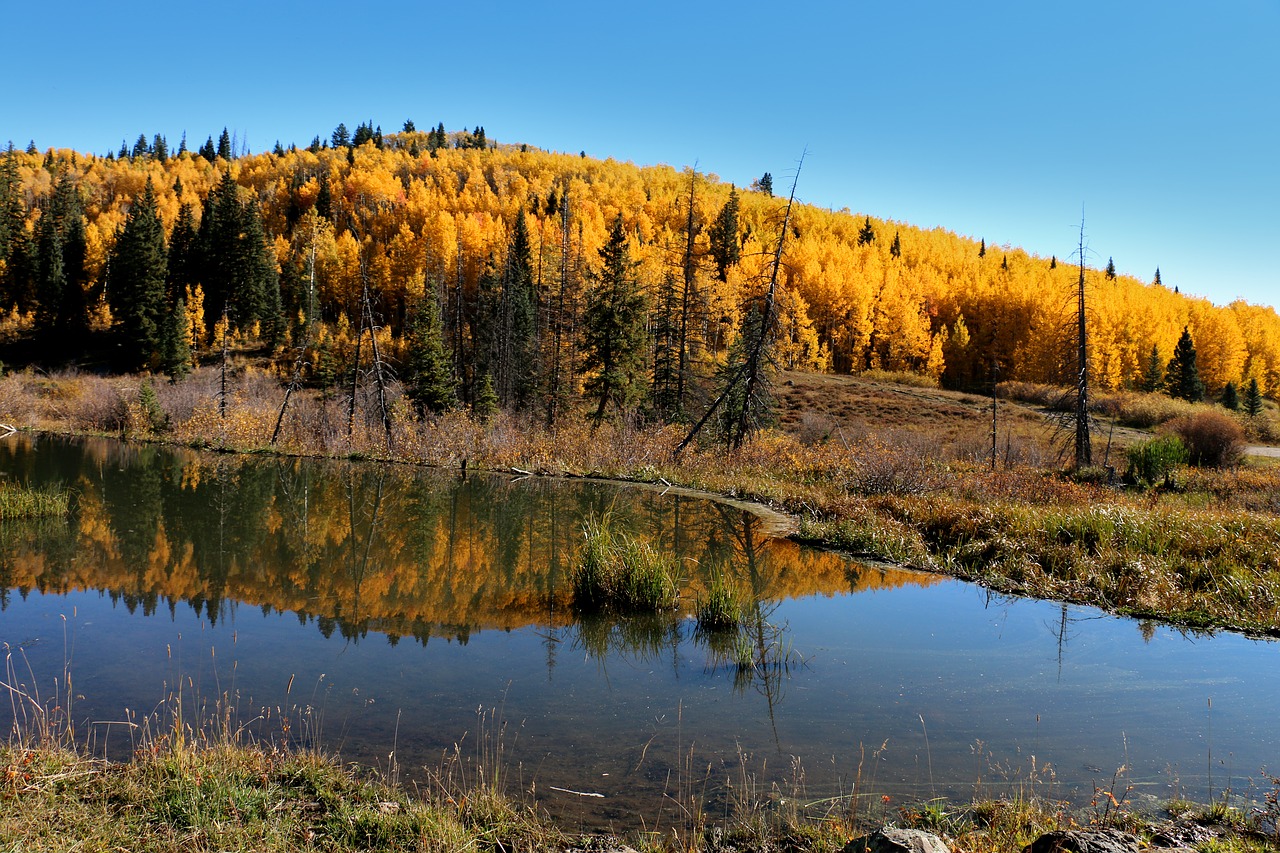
top-left (0, 481), bottom-right (70, 520)
top-left (571, 513), bottom-right (680, 613)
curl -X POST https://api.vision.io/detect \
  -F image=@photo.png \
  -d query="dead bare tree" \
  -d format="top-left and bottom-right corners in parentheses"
top-left (676, 154), bottom-right (804, 455)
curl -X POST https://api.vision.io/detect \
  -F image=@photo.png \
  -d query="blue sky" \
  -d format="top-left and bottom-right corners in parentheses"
top-left (5, 0), bottom-right (1276, 308)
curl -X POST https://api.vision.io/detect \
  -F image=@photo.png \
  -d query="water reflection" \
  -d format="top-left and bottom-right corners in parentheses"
top-left (0, 433), bottom-right (933, 647)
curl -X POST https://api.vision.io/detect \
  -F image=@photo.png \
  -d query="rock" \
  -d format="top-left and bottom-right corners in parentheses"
top-left (1021, 829), bottom-right (1143, 853)
top-left (843, 827), bottom-right (951, 853)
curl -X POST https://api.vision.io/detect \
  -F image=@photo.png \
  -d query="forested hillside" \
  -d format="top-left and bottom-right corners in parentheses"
top-left (1, 123), bottom-right (1277, 425)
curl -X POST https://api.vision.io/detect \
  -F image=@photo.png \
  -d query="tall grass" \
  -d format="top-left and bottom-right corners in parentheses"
top-left (571, 513), bottom-right (680, 613)
top-left (0, 481), bottom-right (70, 519)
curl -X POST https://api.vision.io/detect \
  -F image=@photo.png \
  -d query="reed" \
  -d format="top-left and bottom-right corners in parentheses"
top-left (0, 481), bottom-right (70, 520)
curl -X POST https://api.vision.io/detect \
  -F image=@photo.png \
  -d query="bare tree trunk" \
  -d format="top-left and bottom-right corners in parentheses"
top-left (1075, 218), bottom-right (1091, 469)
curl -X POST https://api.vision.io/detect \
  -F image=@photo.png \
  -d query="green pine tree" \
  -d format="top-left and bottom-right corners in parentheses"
top-left (889, 231), bottom-right (901, 259)
top-left (1164, 327), bottom-right (1205, 403)
top-left (857, 216), bottom-right (875, 246)
top-left (403, 292), bottom-right (456, 415)
top-left (1105, 257), bottom-right (1116, 279)
top-left (160, 295), bottom-right (192, 380)
top-left (582, 215), bottom-right (649, 424)
top-left (1243, 377), bottom-right (1264, 418)
top-left (472, 371), bottom-right (498, 423)
top-left (708, 187), bottom-right (740, 282)
top-left (1140, 344), bottom-right (1164, 393)
top-left (1221, 380), bottom-right (1239, 411)
top-left (107, 178), bottom-right (168, 370)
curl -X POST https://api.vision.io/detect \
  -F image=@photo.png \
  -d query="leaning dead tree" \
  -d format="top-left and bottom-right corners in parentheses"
top-left (345, 212), bottom-right (395, 450)
top-left (271, 232), bottom-right (318, 445)
top-left (1073, 216), bottom-right (1092, 469)
top-left (676, 154), bottom-right (804, 455)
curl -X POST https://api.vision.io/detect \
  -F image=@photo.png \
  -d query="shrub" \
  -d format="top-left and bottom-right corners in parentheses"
top-left (1166, 411), bottom-right (1245, 468)
top-left (1125, 435), bottom-right (1187, 486)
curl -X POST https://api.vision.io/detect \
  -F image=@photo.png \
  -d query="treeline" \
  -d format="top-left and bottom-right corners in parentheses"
top-left (1, 124), bottom-right (1278, 429)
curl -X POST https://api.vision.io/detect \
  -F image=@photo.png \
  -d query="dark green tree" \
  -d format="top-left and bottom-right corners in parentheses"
top-left (107, 178), bottom-right (168, 370)
top-left (1243, 377), bottom-right (1264, 418)
top-left (331, 123), bottom-right (350, 148)
top-left (1164, 327), bottom-right (1205, 403)
top-left (472, 371), bottom-right (498, 423)
top-left (857, 216), bottom-right (875, 246)
top-left (32, 173), bottom-right (87, 338)
top-left (198, 137), bottom-right (216, 161)
top-left (153, 134), bottom-right (168, 162)
top-left (582, 215), bottom-right (648, 423)
top-left (978, 238), bottom-right (986, 258)
top-left (403, 291), bottom-right (456, 414)
top-left (403, 119), bottom-right (416, 133)
top-left (889, 231), bottom-right (901, 258)
top-left (708, 186), bottom-right (740, 282)
top-left (159, 295), bottom-right (192, 379)
top-left (216, 128), bottom-right (232, 160)
top-left (1139, 344), bottom-right (1164, 393)
top-left (754, 172), bottom-right (773, 196)
top-left (1221, 380), bottom-right (1239, 411)
top-left (166, 202), bottom-right (199, 304)
top-left (1105, 257), bottom-right (1116, 279)
top-left (1154, 268), bottom-right (1162, 287)
top-left (198, 172), bottom-right (272, 332)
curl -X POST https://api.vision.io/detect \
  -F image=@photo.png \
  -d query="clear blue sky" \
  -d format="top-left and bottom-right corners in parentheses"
top-left (5, 0), bottom-right (1276, 309)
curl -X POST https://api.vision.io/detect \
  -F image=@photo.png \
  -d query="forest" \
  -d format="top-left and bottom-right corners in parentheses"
top-left (2, 123), bottom-right (1278, 433)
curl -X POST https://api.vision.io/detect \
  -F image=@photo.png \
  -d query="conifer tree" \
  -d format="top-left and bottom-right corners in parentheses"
top-left (978, 238), bottom-right (986, 258)
top-left (216, 128), bottom-right (232, 160)
top-left (708, 186), bottom-right (740, 282)
top-left (472, 371), bottom-right (498, 423)
top-left (1164, 327), bottom-right (1205, 402)
top-left (1154, 268), bottom-right (1162, 287)
top-left (331, 123), bottom-right (351, 148)
top-left (857, 216), bottom-right (875, 246)
top-left (403, 291), bottom-right (456, 414)
top-left (198, 137), bottom-right (216, 161)
top-left (160, 295), bottom-right (192, 379)
top-left (582, 215), bottom-right (648, 423)
top-left (1243, 378), bottom-right (1264, 418)
top-left (1105, 257), bottom-right (1116, 279)
top-left (890, 231), bottom-right (901, 259)
top-left (108, 178), bottom-right (168, 370)
top-left (1221, 380), bottom-right (1239, 411)
top-left (1140, 344), bottom-right (1164, 393)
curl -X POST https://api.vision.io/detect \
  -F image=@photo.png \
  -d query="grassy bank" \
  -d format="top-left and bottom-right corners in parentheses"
top-left (4, 739), bottom-right (1277, 852)
top-left (2, 365), bottom-right (1279, 638)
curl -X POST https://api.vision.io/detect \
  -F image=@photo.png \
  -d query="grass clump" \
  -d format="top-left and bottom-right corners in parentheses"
top-left (0, 481), bottom-right (70, 519)
top-left (695, 580), bottom-right (740, 631)
top-left (572, 513), bottom-right (680, 613)
top-left (1126, 434), bottom-right (1187, 486)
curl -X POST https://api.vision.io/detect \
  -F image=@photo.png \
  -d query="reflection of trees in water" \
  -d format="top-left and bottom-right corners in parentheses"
top-left (1, 436), bottom-right (938, 647)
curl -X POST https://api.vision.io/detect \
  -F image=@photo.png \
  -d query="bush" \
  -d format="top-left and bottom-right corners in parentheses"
top-left (1125, 435), bottom-right (1187, 486)
top-left (1166, 411), bottom-right (1245, 468)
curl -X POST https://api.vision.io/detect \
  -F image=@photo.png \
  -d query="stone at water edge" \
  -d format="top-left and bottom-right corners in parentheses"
top-left (842, 827), bottom-right (951, 853)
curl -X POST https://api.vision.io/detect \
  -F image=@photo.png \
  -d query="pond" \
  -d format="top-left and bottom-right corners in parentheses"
top-left (1, 434), bottom-right (1278, 828)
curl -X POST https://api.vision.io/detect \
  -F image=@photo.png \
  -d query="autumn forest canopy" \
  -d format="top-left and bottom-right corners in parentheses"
top-left (1, 122), bottom-right (1278, 433)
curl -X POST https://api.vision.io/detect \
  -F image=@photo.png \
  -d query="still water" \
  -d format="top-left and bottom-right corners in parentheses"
top-left (1, 434), bottom-right (1278, 827)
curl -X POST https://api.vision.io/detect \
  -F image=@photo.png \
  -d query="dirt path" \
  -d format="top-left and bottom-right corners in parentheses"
top-left (1246, 445), bottom-right (1280, 458)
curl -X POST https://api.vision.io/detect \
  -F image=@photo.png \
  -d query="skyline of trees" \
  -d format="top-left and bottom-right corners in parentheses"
top-left (1, 127), bottom-right (1278, 427)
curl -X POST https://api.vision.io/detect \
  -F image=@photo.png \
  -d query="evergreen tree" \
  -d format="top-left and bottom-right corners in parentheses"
top-left (403, 291), bottom-right (456, 414)
top-left (315, 176), bottom-right (332, 221)
top-left (752, 172), bottom-right (773, 196)
top-left (978, 238), bottom-right (986, 258)
top-left (1164, 326), bottom-right (1205, 402)
top-left (890, 231), bottom-right (901, 259)
top-left (353, 121), bottom-right (374, 147)
top-left (166, 202), bottom-right (199, 304)
top-left (472, 371), bottom-right (498, 423)
top-left (199, 172), bottom-right (272, 332)
top-left (152, 134), bottom-right (168, 162)
top-left (198, 137), bottom-right (216, 161)
top-left (1154, 268), bottom-right (1162, 287)
top-left (495, 211), bottom-right (537, 408)
top-left (1139, 344), bottom-right (1164, 393)
top-left (1221, 380), bottom-right (1239, 411)
top-left (1243, 378), bottom-right (1264, 418)
top-left (159, 295), bottom-right (192, 379)
top-left (403, 119), bottom-right (416, 133)
top-left (331, 123), bottom-right (351, 148)
top-left (216, 128), bottom-right (232, 160)
top-left (650, 271), bottom-right (683, 422)
top-left (582, 215), bottom-right (648, 423)
top-left (857, 216), bottom-right (875, 246)
top-left (107, 178), bottom-right (168, 370)
top-left (32, 173), bottom-right (87, 337)
top-left (1050, 256), bottom-right (1057, 269)
top-left (708, 186), bottom-right (740, 282)
top-left (131, 133), bottom-right (150, 159)
top-left (1105, 257), bottom-right (1116, 279)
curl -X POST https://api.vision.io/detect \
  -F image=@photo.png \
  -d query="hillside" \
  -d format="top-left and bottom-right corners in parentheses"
top-left (1, 126), bottom-right (1278, 416)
